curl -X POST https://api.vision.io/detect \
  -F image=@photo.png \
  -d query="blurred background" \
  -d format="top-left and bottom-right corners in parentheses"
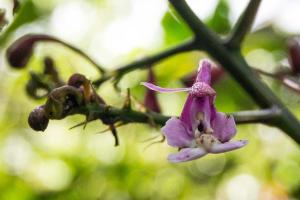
top-left (1, 0), bottom-right (300, 199)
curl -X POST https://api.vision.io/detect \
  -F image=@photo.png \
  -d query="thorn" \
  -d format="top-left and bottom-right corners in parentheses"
top-left (110, 124), bottom-right (119, 146)
top-left (122, 88), bottom-right (131, 110)
top-left (146, 111), bottom-right (157, 127)
top-left (95, 122), bottom-right (125, 134)
top-left (143, 135), bottom-right (165, 151)
top-left (69, 115), bottom-right (93, 130)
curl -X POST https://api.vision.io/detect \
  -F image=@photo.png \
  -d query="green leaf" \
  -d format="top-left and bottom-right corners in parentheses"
top-left (161, 8), bottom-right (192, 46)
top-left (0, 0), bottom-right (40, 46)
top-left (206, 0), bottom-right (231, 34)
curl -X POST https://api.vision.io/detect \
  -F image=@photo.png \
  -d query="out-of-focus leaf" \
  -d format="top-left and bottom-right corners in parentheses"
top-left (214, 76), bottom-right (256, 111)
top-left (161, 8), bottom-right (192, 46)
top-left (206, 0), bottom-right (231, 34)
top-left (0, 9), bottom-right (8, 32)
top-left (0, 0), bottom-right (40, 46)
top-left (243, 26), bottom-right (287, 54)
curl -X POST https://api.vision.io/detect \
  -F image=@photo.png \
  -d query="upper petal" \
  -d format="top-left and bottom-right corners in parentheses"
top-left (209, 140), bottom-right (248, 154)
top-left (162, 117), bottom-right (194, 148)
top-left (168, 147), bottom-right (207, 163)
top-left (196, 59), bottom-right (212, 84)
top-left (141, 82), bottom-right (190, 93)
top-left (211, 112), bottom-right (236, 142)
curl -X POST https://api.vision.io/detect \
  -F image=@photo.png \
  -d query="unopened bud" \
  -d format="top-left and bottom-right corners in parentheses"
top-left (67, 73), bottom-right (87, 88)
top-left (288, 37), bottom-right (300, 74)
top-left (28, 105), bottom-right (49, 131)
top-left (6, 34), bottom-right (53, 69)
top-left (144, 68), bottom-right (161, 113)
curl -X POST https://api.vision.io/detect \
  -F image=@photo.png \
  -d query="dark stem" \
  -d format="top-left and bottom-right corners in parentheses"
top-left (169, 0), bottom-right (300, 144)
top-left (70, 103), bottom-right (280, 126)
top-left (93, 38), bottom-right (197, 86)
top-left (226, 0), bottom-right (262, 49)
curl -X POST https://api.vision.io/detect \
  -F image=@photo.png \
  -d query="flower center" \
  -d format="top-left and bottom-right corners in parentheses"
top-left (194, 112), bottom-right (219, 150)
top-left (195, 134), bottom-right (220, 150)
top-left (190, 82), bottom-right (215, 97)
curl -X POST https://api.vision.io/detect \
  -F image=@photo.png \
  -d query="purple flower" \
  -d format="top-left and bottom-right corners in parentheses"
top-left (141, 59), bottom-right (247, 163)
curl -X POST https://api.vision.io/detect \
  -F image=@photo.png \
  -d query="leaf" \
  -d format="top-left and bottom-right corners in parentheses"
top-left (0, 0), bottom-right (40, 46)
top-left (161, 8), bottom-right (192, 46)
top-left (206, 0), bottom-right (231, 34)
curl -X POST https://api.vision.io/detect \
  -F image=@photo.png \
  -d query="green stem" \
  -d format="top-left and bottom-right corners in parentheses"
top-left (93, 38), bottom-right (197, 86)
top-left (226, 0), bottom-right (262, 49)
top-left (169, 0), bottom-right (300, 143)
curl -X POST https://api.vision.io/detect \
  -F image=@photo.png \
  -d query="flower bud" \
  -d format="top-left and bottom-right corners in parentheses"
top-left (288, 37), bottom-right (300, 74)
top-left (28, 105), bottom-right (49, 131)
top-left (6, 34), bottom-right (52, 69)
top-left (67, 73), bottom-right (87, 88)
top-left (144, 68), bottom-right (161, 113)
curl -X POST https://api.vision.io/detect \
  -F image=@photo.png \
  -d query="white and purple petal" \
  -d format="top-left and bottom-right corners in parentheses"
top-left (162, 117), bottom-right (194, 148)
top-left (209, 140), bottom-right (248, 154)
top-left (168, 147), bottom-right (207, 163)
top-left (211, 112), bottom-right (236, 142)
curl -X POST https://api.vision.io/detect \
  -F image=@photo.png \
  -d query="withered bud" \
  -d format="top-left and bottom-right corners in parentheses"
top-left (6, 34), bottom-right (53, 69)
top-left (43, 56), bottom-right (55, 74)
top-left (43, 56), bottom-right (64, 86)
top-left (288, 38), bottom-right (300, 74)
top-left (28, 105), bottom-right (49, 131)
top-left (144, 68), bottom-right (161, 113)
top-left (67, 73), bottom-right (88, 88)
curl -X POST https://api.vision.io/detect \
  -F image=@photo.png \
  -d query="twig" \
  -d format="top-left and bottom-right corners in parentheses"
top-left (226, 0), bottom-right (262, 49)
top-left (93, 39), bottom-right (197, 86)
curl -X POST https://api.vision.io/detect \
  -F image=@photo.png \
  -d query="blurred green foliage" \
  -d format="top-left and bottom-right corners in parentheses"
top-left (1, 0), bottom-right (300, 200)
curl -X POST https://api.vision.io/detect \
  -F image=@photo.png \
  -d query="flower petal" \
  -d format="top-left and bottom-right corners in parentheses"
top-left (211, 112), bottom-right (236, 142)
top-left (162, 117), bottom-right (193, 148)
top-left (209, 140), bottom-right (248, 154)
top-left (196, 59), bottom-right (212, 84)
top-left (141, 82), bottom-right (190, 93)
top-left (168, 148), bottom-right (207, 163)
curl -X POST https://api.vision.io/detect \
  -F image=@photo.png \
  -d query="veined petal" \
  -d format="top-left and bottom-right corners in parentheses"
top-left (211, 112), bottom-right (236, 142)
top-left (209, 140), bottom-right (248, 154)
top-left (141, 82), bottom-right (190, 93)
top-left (162, 117), bottom-right (193, 148)
top-left (168, 147), bottom-right (207, 163)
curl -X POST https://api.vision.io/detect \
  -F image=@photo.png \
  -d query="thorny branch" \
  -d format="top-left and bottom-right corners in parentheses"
top-left (6, 0), bottom-right (300, 144)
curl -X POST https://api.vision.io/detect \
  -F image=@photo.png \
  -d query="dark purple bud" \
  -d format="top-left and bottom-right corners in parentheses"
top-left (6, 34), bottom-right (53, 69)
top-left (28, 105), bottom-right (49, 131)
top-left (144, 68), bottom-right (161, 113)
top-left (43, 56), bottom-right (64, 86)
top-left (67, 73), bottom-right (87, 88)
top-left (288, 38), bottom-right (300, 74)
